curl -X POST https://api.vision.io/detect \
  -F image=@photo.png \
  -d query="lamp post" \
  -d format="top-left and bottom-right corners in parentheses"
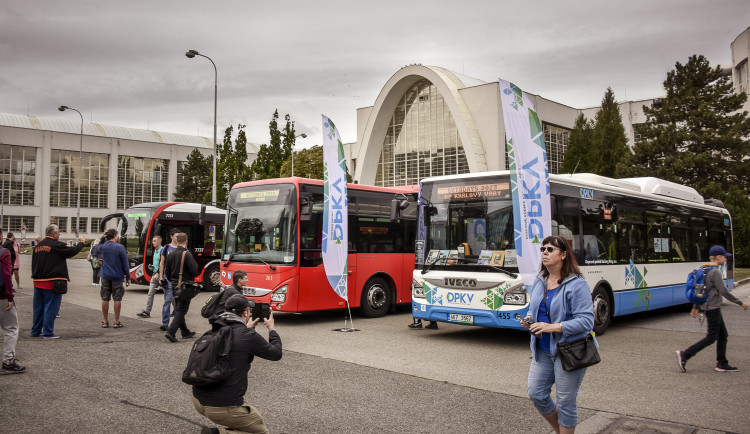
top-left (185, 49), bottom-right (217, 205)
top-left (291, 133), bottom-right (307, 177)
top-left (58, 106), bottom-right (83, 235)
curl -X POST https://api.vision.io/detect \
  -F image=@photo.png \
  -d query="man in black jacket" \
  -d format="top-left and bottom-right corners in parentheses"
top-left (193, 294), bottom-right (282, 434)
top-left (210, 270), bottom-right (246, 317)
top-left (164, 232), bottom-right (198, 342)
top-left (30, 224), bottom-right (84, 339)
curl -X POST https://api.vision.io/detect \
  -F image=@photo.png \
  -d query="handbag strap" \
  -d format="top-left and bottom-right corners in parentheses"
top-left (177, 250), bottom-right (187, 288)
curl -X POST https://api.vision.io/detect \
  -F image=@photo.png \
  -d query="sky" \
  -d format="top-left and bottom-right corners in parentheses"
top-left (1, 1), bottom-right (748, 149)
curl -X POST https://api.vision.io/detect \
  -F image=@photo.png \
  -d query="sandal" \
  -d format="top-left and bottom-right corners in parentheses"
top-left (101, 322), bottom-right (109, 328)
top-left (113, 322), bottom-right (123, 328)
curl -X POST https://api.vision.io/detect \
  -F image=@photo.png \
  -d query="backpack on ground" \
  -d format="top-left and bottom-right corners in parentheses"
top-left (201, 288), bottom-right (226, 318)
top-left (182, 324), bottom-right (233, 386)
top-left (685, 265), bottom-right (716, 305)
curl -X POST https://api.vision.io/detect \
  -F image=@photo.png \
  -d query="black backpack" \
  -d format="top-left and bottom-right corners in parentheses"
top-left (201, 288), bottom-right (226, 318)
top-left (182, 323), bottom-right (233, 386)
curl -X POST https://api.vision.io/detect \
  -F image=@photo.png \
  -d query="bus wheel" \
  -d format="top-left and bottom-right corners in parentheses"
top-left (360, 277), bottom-right (390, 318)
top-left (204, 263), bottom-right (221, 292)
top-left (592, 286), bottom-right (611, 336)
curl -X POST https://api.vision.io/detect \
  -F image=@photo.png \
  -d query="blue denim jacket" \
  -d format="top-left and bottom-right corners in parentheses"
top-left (528, 274), bottom-right (594, 360)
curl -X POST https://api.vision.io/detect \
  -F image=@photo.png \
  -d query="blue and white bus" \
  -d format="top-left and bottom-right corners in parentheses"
top-left (409, 171), bottom-right (734, 335)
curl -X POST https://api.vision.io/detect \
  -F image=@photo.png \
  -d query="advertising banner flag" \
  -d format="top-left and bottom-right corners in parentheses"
top-left (499, 79), bottom-right (551, 288)
top-left (321, 114), bottom-right (349, 301)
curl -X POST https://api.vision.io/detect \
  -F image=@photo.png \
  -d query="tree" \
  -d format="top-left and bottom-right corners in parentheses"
top-left (590, 87), bottom-right (629, 178)
top-left (251, 110), bottom-right (298, 180)
top-left (174, 148), bottom-right (212, 202)
top-left (213, 124), bottom-right (253, 204)
top-left (617, 55), bottom-right (750, 193)
top-left (561, 113), bottom-right (594, 173)
top-left (280, 145), bottom-right (324, 178)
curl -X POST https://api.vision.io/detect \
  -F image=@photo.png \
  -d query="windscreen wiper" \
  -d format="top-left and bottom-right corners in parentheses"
top-left (248, 256), bottom-right (277, 271)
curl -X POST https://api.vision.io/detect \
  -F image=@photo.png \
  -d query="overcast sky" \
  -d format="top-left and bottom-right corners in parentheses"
top-left (1, 1), bottom-right (748, 149)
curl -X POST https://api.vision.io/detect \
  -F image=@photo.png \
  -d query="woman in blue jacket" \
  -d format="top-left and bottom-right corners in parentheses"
top-left (522, 235), bottom-right (594, 433)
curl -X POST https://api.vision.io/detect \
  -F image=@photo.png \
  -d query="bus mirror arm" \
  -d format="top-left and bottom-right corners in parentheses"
top-left (198, 204), bottom-right (206, 225)
top-left (390, 194), bottom-right (410, 221)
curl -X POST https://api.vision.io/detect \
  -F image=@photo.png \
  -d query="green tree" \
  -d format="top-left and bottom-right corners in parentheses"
top-left (280, 145), bottom-right (324, 179)
top-left (561, 113), bottom-right (594, 173)
top-left (212, 124), bottom-right (253, 204)
top-left (251, 110), bottom-right (293, 180)
top-left (617, 55), bottom-right (750, 193)
top-left (590, 87), bottom-right (629, 177)
top-left (174, 148), bottom-right (212, 202)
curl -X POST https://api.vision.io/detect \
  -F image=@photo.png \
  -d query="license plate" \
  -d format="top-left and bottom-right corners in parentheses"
top-left (449, 313), bottom-right (474, 324)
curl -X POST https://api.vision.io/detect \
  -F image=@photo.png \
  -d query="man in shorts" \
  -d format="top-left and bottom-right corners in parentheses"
top-left (97, 229), bottom-right (130, 328)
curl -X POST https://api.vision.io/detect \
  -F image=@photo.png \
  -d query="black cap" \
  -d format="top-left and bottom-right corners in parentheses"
top-left (225, 294), bottom-right (254, 312)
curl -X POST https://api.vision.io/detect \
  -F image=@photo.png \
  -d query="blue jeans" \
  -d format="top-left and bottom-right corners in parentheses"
top-left (162, 280), bottom-right (173, 326)
top-left (528, 349), bottom-right (587, 428)
top-left (32, 287), bottom-right (62, 337)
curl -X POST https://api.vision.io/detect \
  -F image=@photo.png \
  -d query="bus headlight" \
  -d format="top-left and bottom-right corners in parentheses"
top-left (412, 279), bottom-right (425, 299)
top-left (503, 292), bottom-right (527, 305)
top-left (271, 285), bottom-right (287, 302)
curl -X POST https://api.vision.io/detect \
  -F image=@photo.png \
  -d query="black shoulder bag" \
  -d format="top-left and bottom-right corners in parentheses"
top-left (173, 251), bottom-right (199, 301)
top-left (545, 282), bottom-right (601, 371)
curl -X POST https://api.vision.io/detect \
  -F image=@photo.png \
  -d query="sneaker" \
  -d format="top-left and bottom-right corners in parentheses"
top-left (159, 325), bottom-right (168, 331)
top-left (715, 364), bottom-right (738, 372)
top-left (55, 314), bottom-right (61, 318)
top-left (1, 360), bottom-right (26, 374)
top-left (43, 334), bottom-right (60, 340)
top-left (164, 333), bottom-right (178, 343)
top-left (136, 311), bottom-right (150, 318)
top-left (408, 322), bottom-right (423, 329)
top-left (425, 321), bottom-right (439, 330)
top-left (676, 350), bottom-right (686, 373)
top-left (201, 426), bottom-right (220, 434)
top-left (30, 333), bottom-right (41, 338)
top-left (182, 331), bottom-right (197, 339)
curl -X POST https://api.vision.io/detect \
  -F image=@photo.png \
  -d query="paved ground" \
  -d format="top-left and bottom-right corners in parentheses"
top-left (1, 258), bottom-right (749, 433)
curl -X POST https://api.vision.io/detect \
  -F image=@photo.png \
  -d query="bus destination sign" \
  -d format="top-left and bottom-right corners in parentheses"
top-left (239, 190), bottom-right (280, 202)
top-left (437, 183), bottom-right (510, 201)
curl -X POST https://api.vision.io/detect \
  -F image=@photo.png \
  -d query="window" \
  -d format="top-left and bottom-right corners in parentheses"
top-left (616, 207), bottom-right (646, 264)
top-left (0, 216), bottom-right (35, 234)
top-left (71, 217), bottom-right (88, 234)
top-left (552, 196), bottom-right (581, 263)
top-left (690, 217), bottom-right (709, 263)
top-left (582, 200), bottom-right (616, 263)
top-left (737, 59), bottom-right (748, 94)
top-left (117, 156), bottom-right (169, 208)
top-left (646, 211), bottom-right (669, 262)
top-left (544, 124), bottom-right (571, 175)
top-left (49, 150), bottom-right (109, 208)
top-left (0, 143), bottom-right (36, 206)
top-left (668, 215), bottom-right (690, 262)
top-left (90, 217), bottom-right (103, 234)
top-left (50, 216), bottom-right (68, 233)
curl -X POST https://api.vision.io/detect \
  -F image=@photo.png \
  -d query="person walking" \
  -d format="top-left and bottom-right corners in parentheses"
top-left (193, 294), bottom-right (282, 434)
top-left (97, 229), bottom-right (130, 328)
top-left (522, 235), bottom-right (594, 434)
top-left (157, 228), bottom-right (180, 330)
top-left (30, 224), bottom-right (85, 339)
top-left (676, 245), bottom-right (747, 373)
top-left (88, 233), bottom-right (103, 286)
top-left (0, 228), bottom-right (25, 374)
top-left (164, 232), bottom-right (197, 342)
top-left (2, 233), bottom-right (21, 289)
top-left (136, 235), bottom-right (162, 320)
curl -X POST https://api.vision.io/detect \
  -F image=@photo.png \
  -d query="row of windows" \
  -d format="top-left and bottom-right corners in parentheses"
top-left (117, 157), bottom-right (170, 209)
top-left (48, 216), bottom-right (104, 234)
top-left (0, 215), bottom-right (35, 233)
top-left (0, 144), bottom-right (36, 206)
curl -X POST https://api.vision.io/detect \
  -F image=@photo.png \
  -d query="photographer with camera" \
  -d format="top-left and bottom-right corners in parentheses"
top-left (193, 294), bottom-right (281, 434)
top-left (163, 232), bottom-right (198, 342)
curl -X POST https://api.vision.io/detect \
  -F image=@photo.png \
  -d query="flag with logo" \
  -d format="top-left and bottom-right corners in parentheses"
top-left (321, 114), bottom-right (349, 300)
top-left (499, 79), bottom-right (551, 288)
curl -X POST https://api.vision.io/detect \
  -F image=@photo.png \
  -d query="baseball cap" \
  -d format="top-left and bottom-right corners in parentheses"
top-left (708, 245), bottom-right (732, 257)
top-left (225, 294), bottom-right (255, 312)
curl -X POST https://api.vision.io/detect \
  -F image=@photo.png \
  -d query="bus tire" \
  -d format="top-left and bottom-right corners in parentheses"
top-left (203, 263), bottom-right (221, 292)
top-left (592, 286), bottom-right (612, 336)
top-left (360, 277), bottom-right (390, 318)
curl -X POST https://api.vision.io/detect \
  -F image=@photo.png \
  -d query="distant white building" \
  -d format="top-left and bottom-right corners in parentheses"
top-left (0, 113), bottom-right (257, 240)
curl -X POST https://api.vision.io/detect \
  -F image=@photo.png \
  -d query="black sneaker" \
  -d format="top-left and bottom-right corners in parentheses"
top-left (425, 321), bottom-right (439, 330)
top-left (182, 331), bottom-right (197, 339)
top-left (136, 311), bottom-right (150, 318)
top-left (676, 350), bottom-right (686, 373)
top-left (159, 325), bottom-right (168, 331)
top-left (1, 360), bottom-right (27, 374)
top-left (408, 322), bottom-right (423, 329)
top-left (164, 333), bottom-right (178, 343)
top-left (715, 364), bottom-right (738, 372)
top-left (201, 426), bottom-right (219, 434)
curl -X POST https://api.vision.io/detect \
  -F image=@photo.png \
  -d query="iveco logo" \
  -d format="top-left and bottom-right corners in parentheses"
top-left (443, 278), bottom-right (478, 288)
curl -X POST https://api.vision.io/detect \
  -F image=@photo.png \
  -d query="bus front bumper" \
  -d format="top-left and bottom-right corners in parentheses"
top-left (412, 302), bottom-right (529, 330)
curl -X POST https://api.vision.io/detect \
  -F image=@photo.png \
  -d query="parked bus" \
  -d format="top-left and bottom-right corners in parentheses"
top-left (220, 177), bottom-right (418, 317)
top-left (101, 202), bottom-right (226, 291)
top-left (409, 171), bottom-right (734, 335)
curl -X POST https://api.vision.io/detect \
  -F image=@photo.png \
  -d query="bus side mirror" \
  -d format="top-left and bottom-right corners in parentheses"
top-left (198, 204), bottom-right (206, 225)
top-left (424, 206), bottom-right (437, 227)
top-left (300, 196), bottom-right (313, 221)
top-left (390, 195), bottom-right (409, 221)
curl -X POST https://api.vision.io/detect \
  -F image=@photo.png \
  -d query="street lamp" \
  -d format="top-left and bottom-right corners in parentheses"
top-left (291, 133), bottom-right (307, 177)
top-left (185, 49), bottom-right (217, 205)
top-left (58, 105), bottom-right (83, 235)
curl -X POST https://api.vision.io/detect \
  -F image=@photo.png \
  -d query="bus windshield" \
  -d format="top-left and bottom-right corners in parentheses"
top-left (225, 184), bottom-right (297, 265)
top-left (120, 208), bottom-right (153, 259)
top-left (421, 179), bottom-right (516, 268)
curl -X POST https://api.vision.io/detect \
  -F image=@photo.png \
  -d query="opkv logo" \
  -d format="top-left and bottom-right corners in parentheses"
top-left (579, 188), bottom-right (594, 200)
top-left (446, 292), bottom-right (475, 305)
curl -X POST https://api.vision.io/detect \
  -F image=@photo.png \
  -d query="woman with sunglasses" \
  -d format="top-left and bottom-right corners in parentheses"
top-left (521, 235), bottom-right (594, 433)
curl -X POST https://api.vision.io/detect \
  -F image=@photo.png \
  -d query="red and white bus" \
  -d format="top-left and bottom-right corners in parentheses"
top-left (102, 202), bottom-right (226, 291)
top-left (220, 177), bottom-right (418, 317)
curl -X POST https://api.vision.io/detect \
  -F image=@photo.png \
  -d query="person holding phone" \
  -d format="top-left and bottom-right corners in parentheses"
top-left (193, 294), bottom-right (282, 434)
top-left (521, 235), bottom-right (594, 434)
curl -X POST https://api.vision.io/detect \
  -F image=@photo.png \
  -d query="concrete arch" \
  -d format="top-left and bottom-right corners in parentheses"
top-left (355, 65), bottom-right (487, 185)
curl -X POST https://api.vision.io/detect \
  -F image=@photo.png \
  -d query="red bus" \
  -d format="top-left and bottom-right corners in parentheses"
top-left (220, 177), bottom-right (418, 317)
top-left (102, 202), bottom-right (226, 291)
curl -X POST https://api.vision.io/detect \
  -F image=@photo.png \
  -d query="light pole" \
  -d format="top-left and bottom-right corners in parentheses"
top-left (291, 133), bottom-right (307, 177)
top-left (58, 105), bottom-right (83, 234)
top-left (185, 49), bottom-right (217, 205)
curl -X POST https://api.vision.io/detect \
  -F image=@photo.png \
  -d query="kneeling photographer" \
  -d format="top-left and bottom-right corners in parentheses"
top-left (193, 295), bottom-right (282, 434)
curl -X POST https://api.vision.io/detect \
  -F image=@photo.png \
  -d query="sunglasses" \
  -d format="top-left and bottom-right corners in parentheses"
top-left (540, 246), bottom-right (562, 253)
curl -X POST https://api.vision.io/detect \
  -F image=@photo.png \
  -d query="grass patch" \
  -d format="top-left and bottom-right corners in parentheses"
top-left (734, 268), bottom-right (750, 282)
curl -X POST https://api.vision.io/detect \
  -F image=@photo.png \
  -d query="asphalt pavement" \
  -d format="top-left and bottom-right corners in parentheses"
top-left (1, 258), bottom-right (749, 433)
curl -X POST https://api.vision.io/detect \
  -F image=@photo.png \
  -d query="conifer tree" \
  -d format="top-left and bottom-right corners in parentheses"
top-left (591, 87), bottom-right (629, 178)
top-left (214, 124), bottom-right (252, 204)
top-left (174, 148), bottom-right (212, 202)
top-left (561, 113), bottom-right (593, 173)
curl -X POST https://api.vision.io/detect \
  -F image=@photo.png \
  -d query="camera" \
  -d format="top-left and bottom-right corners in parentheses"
top-left (251, 302), bottom-right (271, 322)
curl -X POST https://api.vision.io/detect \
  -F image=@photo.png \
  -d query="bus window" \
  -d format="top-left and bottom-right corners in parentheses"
top-left (617, 207), bottom-right (646, 264)
top-left (646, 211), bottom-right (670, 263)
top-left (668, 215), bottom-right (690, 262)
top-left (690, 217), bottom-right (708, 262)
top-left (553, 196), bottom-right (581, 264)
top-left (707, 216), bottom-right (727, 250)
top-left (299, 193), bottom-right (324, 267)
top-left (582, 200), bottom-right (616, 264)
